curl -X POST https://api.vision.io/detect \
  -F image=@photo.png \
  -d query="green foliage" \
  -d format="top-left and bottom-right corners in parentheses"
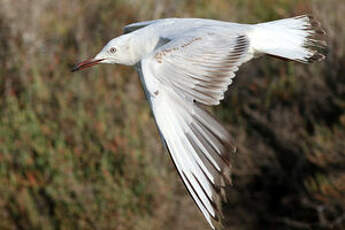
top-left (0, 0), bottom-right (344, 229)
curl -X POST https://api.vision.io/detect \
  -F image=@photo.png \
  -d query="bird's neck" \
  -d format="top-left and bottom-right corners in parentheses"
top-left (128, 28), bottom-right (160, 65)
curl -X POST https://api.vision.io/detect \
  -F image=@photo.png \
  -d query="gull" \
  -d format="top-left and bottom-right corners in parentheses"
top-left (72, 15), bottom-right (326, 229)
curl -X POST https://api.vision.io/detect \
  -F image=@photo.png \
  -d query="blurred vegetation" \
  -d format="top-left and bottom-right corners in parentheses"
top-left (0, 0), bottom-right (344, 229)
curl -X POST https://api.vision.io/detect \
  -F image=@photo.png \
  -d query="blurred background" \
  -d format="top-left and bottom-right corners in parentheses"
top-left (0, 0), bottom-right (344, 229)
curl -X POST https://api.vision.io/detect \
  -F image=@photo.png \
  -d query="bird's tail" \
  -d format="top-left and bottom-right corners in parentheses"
top-left (250, 15), bottom-right (327, 63)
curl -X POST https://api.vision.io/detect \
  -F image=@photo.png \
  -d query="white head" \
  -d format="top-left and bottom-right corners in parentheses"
top-left (95, 34), bottom-right (136, 65)
top-left (72, 34), bottom-right (136, 72)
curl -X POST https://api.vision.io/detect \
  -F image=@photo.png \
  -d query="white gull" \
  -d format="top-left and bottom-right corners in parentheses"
top-left (72, 15), bottom-right (326, 229)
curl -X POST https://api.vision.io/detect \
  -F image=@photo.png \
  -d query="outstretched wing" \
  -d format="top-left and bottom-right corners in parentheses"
top-left (138, 29), bottom-right (252, 229)
top-left (144, 82), bottom-right (235, 229)
top-left (143, 29), bottom-right (253, 105)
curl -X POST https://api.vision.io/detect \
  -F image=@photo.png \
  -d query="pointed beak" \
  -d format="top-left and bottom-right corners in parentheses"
top-left (71, 57), bottom-right (105, 72)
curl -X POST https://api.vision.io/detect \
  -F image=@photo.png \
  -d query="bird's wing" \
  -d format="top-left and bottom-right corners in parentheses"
top-left (140, 78), bottom-right (235, 229)
top-left (137, 30), bottom-right (251, 229)
top-left (123, 19), bottom-right (165, 34)
top-left (143, 29), bottom-right (253, 105)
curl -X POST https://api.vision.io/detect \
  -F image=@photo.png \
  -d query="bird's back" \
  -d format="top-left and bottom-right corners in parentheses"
top-left (127, 18), bottom-right (253, 41)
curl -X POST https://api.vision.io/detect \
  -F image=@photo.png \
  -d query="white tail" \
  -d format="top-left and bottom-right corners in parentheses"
top-left (250, 15), bottom-right (327, 63)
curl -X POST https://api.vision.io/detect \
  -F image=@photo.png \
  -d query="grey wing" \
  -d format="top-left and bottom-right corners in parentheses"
top-left (123, 19), bottom-right (165, 34)
top-left (143, 28), bottom-right (254, 105)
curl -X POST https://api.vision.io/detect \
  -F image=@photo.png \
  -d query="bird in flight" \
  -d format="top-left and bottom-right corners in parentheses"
top-left (72, 15), bottom-right (326, 229)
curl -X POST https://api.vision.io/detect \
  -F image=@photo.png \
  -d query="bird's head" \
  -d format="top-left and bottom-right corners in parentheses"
top-left (72, 34), bottom-right (134, 72)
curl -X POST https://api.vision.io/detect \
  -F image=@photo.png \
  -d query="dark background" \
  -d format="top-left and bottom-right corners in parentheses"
top-left (0, 0), bottom-right (344, 229)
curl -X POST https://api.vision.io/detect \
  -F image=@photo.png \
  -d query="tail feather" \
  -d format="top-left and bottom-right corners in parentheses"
top-left (250, 15), bottom-right (327, 63)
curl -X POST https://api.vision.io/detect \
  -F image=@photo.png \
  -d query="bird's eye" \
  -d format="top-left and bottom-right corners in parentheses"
top-left (110, 47), bottom-right (117, 54)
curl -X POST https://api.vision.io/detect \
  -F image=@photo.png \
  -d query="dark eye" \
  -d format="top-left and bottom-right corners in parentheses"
top-left (110, 47), bottom-right (117, 54)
